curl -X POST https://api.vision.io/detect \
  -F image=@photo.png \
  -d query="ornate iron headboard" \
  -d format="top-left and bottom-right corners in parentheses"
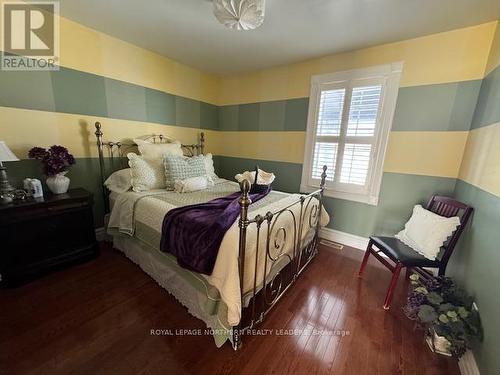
top-left (94, 121), bottom-right (205, 213)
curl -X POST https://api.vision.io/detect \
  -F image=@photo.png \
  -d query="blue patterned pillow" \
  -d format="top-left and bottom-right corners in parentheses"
top-left (164, 155), bottom-right (207, 190)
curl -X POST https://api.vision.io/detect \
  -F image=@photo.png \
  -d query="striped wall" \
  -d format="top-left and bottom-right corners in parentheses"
top-left (0, 8), bottom-right (223, 226)
top-left (448, 20), bottom-right (500, 375)
top-left (217, 22), bottom-right (495, 105)
top-left (214, 21), bottom-right (497, 239)
top-left (1, 8), bottom-right (499, 374)
top-left (214, 22), bottom-right (500, 373)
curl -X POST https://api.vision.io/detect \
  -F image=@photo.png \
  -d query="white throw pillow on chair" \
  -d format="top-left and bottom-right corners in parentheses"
top-left (395, 205), bottom-right (460, 260)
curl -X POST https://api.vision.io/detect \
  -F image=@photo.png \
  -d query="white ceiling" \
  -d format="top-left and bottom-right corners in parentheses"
top-left (60, 0), bottom-right (500, 75)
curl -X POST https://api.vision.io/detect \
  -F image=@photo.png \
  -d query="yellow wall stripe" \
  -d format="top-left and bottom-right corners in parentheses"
top-left (216, 131), bottom-right (306, 164)
top-left (218, 22), bottom-right (496, 105)
top-left (0, 0), bottom-right (220, 105)
top-left (2, 104), bottom-right (470, 180)
top-left (485, 20), bottom-right (500, 76)
top-left (210, 130), bottom-right (469, 179)
top-left (459, 122), bottom-right (500, 198)
top-left (0, 106), bottom-right (220, 159)
top-left (58, 16), bottom-right (220, 105)
top-left (383, 131), bottom-right (468, 178)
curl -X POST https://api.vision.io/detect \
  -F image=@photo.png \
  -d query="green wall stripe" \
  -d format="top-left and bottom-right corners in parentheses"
top-left (392, 80), bottom-right (481, 131)
top-left (0, 66), bottom-right (218, 130)
top-left (213, 155), bottom-right (457, 237)
top-left (471, 65), bottom-right (500, 129)
top-left (449, 179), bottom-right (500, 374)
top-left (219, 98), bottom-right (309, 132)
top-left (4, 158), bottom-right (126, 228)
top-left (325, 172), bottom-right (457, 237)
top-left (218, 81), bottom-right (481, 132)
top-left (0, 62), bottom-right (486, 133)
top-left (213, 155), bottom-right (303, 192)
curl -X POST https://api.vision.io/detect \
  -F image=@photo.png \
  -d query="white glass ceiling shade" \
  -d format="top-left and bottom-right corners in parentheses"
top-left (0, 141), bottom-right (19, 162)
top-left (213, 0), bottom-right (265, 31)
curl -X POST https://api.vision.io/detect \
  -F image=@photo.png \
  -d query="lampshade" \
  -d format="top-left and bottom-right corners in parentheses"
top-left (0, 141), bottom-right (19, 162)
top-left (213, 0), bottom-right (265, 31)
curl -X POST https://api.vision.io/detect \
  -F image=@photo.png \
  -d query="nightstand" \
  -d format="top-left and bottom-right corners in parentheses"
top-left (0, 188), bottom-right (99, 286)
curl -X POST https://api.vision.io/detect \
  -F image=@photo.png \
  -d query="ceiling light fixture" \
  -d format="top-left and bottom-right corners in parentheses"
top-left (213, 0), bottom-right (266, 31)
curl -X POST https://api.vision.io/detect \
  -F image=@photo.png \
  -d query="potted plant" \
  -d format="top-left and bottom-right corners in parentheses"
top-left (28, 145), bottom-right (75, 194)
top-left (404, 273), bottom-right (482, 358)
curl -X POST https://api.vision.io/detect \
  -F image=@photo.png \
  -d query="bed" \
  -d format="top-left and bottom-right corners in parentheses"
top-left (94, 122), bottom-right (329, 349)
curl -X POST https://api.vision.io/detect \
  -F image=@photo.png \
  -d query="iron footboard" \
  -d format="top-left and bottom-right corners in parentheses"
top-left (232, 166), bottom-right (327, 349)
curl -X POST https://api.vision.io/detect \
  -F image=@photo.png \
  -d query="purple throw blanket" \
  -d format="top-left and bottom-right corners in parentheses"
top-left (160, 186), bottom-right (271, 275)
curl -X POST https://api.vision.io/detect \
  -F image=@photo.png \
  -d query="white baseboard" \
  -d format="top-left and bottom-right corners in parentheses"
top-left (459, 350), bottom-right (480, 375)
top-left (320, 227), bottom-right (369, 250)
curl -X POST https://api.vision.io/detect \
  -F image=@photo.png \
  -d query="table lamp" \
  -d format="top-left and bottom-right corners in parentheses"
top-left (0, 141), bottom-right (19, 199)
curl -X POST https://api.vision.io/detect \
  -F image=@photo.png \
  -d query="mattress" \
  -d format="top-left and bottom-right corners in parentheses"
top-left (107, 178), bottom-right (329, 326)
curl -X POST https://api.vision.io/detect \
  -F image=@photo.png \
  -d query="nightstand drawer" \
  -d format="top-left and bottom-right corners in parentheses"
top-left (2, 207), bottom-right (94, 265)
top-left (0, 188), bottom-right (99, 285)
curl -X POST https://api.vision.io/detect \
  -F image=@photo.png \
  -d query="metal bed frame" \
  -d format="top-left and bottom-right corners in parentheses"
top-left (94, 121), bottom-right (328, 350)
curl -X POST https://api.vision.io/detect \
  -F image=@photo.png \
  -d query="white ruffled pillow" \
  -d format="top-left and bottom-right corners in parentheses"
top-left (127, 153), bottom-right (166, 192)
top-left (202, 153), bottom-right (218, 180)
top-left (174, 175), bottom-right (214, 193)
top-left (104, 168), bottom-right (132, 193)
top-left (134, 138), bottom-right (183, 159)
top-left (395, 205), bottom-right (460, 260)
top-left (235, 168), bottom-right (275, 185)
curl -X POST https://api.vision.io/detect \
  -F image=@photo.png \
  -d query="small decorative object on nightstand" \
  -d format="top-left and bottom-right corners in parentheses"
top-left (28, 145), bottom-right (75, 194)
top-left (0, 141), bottom-right (19, 204)
top-left (0, 188), bottom-right (99, 285)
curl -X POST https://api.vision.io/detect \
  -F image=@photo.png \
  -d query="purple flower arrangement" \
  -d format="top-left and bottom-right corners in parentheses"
top-left (28, 145), bottom-right (75, 176)
top-left (404, 273), bottom-right (482, 358)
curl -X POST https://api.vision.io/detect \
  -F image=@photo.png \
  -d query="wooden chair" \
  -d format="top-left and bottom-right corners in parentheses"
top-left (358, 195), bottom-right (473, 310)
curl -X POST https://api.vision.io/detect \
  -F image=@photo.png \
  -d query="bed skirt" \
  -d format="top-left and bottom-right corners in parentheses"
top-left (112, 234), bottom-right (234, 347)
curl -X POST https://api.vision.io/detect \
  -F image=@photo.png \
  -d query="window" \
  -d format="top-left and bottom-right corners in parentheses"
top-left (301, 63), bottom-right (402, 205)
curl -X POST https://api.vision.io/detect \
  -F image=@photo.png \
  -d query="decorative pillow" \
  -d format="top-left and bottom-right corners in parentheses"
top-left (174, 175), bottom-right (214, 193)
top-left (134, 138), bottom-right (183, 159)
top-left (235, 168), bottom-right (275, 185)
top-left (127, 153), bottom-right (166, 192)
top-left (202, 153), bottom-right (218, 180)
top-left (104, 168), bottom-right (132, 193)
top-left (164, 154), bottom-right (207, 190)
top-left (395, 205), bottom-right (460, 260)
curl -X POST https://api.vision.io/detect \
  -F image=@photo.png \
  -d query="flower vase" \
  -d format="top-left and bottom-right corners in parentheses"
top-left (426, 329), bottom-right (452, 356)
top-left (46, 172), bottom-right (70, 194)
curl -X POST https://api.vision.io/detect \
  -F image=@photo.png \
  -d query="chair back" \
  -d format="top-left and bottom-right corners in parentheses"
top-left (426, 195), bottom-right (473, 272)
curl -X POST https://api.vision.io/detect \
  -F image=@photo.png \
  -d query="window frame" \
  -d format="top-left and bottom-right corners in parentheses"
top-left (300, 62), bottom-right (403, 205)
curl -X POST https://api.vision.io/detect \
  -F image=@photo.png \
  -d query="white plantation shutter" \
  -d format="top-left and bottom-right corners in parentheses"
top-left (316, 89), bottom-right (344, 136)
top-left (312, 142), bottom-right (337, 180)
top-left (302, 63), bottom-right (402, 205)
top-left (339, 85), bottom-right (382, 186)
top-left (347, 85), bottom-right (382, 137)
top-left (340, 143), bottom-right (372, 185)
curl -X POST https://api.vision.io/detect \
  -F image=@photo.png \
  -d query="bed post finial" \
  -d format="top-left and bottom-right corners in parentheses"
top-left (233, 179), bottom-right (251, 350)
top-left (95, 121), bottom-right (102, 134)
top-left (320, 165), bottom-right (327, 190)
top-left (199, 132), bottom-right (205, 155)
top-left (95, 121), bottom-right (109, 213)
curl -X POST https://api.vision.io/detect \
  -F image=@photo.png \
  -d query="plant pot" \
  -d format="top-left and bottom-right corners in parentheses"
top-left (426, 329), bottom-right (452, 356)
top-left (46, 172), bottom-right (70, 194)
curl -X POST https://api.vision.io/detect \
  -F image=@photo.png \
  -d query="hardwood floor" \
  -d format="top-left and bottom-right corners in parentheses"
top-left (0, 241), bottom-right (459, 375)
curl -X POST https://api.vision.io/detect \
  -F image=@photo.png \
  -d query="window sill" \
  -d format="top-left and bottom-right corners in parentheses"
top-left (300, 184), bottom-right (379, 206)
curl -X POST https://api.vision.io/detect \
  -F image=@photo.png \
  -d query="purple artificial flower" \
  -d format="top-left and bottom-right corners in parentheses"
top-left (29, 145), bottom-right (76, 176)
top-left (28, 147), bottom-right (48, 160)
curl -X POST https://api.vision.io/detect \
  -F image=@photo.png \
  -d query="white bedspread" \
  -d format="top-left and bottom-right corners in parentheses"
top-left (108, 179), bottom-right (329, 326)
